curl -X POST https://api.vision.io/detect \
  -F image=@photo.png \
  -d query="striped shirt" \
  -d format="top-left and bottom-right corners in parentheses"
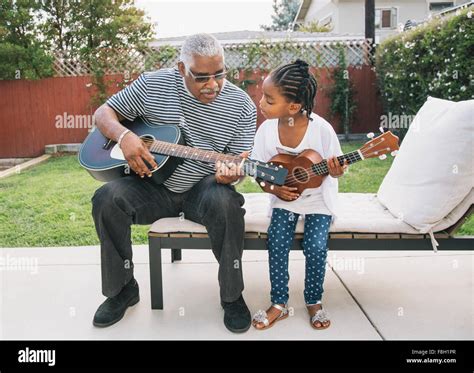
top-left (106, 68), bottom-right (257, 193)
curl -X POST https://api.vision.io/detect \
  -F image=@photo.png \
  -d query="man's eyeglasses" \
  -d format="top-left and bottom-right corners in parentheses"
top-left (187, 68), bottom-right (228, 83)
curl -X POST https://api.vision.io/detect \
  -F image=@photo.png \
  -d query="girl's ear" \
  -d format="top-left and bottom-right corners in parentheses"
top-left (288, 102), bottom-right (302, 115)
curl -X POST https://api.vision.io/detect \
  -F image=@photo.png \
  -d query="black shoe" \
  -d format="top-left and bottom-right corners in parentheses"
top-left (93, 278), bottom-right (140, 328)
top-left (221, 295), bottom-right (251, 333)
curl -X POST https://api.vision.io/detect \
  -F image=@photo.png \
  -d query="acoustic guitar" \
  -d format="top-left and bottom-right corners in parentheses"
top-left (78, 118), bottom-right (288, 186)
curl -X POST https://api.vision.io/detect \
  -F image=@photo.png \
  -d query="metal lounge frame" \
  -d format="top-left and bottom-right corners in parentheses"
top-left (147, 205), bottom-right (473, 309)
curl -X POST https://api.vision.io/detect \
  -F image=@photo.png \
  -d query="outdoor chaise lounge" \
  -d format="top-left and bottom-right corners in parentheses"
top-left (147, 96), bottom-right (474, 309)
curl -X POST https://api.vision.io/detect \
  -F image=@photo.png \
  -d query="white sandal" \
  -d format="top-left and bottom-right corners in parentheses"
top-left (307, 301), bottom-right (331, 330)
top-left (252, 304), bottom-right (289, 330)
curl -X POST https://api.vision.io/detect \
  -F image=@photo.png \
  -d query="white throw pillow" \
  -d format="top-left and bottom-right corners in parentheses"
top-left (377, 96), bottom-right (474, 233)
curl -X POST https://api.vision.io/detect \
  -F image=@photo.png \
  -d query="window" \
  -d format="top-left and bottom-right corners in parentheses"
top-left (320, 14), bottom-right (333, 27)
top-left (429, 2), bottom-right (454, 12)
top-left (375, 8), bottom-right (398, 29)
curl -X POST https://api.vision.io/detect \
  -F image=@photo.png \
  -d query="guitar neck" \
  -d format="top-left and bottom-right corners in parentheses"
top-left (147, 139), bottom-right (242, 167)
top-left (145, 138), bottom-right (288, 185)
top-left (311, 150), bottom-right (362, 176)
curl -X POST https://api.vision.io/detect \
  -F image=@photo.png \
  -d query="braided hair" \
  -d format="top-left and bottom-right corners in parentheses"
top-left (270, 59), bottom-right (317, 120)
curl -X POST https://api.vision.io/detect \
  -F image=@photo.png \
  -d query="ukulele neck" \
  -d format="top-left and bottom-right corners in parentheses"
top-left (311, 150), bottom-right (362, 176)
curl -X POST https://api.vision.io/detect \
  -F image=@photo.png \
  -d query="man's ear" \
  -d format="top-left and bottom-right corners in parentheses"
top-left (288, 103), bottom-right (302, 115)
top-left (178, 62), bottom-right (186, 77)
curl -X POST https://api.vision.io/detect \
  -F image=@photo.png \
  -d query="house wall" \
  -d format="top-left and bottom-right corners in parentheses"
top-left (301, 0), bottom-right (470, 41)
top-left (337, 0), bottom-right (428, 40)
top-left (303, 0), bottom-right (337, 29)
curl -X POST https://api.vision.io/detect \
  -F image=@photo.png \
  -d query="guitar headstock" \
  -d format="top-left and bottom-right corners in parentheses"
top-left (360, 131), bottom-right (400, 160)
top-left (244, 159), bottom-right (288, 186)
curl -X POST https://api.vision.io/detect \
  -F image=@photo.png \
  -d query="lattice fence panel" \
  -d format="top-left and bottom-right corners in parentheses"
top-left (52, 38), bottom-right (373, 77)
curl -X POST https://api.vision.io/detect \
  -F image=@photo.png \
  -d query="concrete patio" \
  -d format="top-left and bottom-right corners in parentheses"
top-left (0, 245), bottom-right (472, 340)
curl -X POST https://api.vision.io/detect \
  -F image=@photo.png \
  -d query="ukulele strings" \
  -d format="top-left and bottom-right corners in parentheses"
top-left (282, 137), bottom-right (390, 184)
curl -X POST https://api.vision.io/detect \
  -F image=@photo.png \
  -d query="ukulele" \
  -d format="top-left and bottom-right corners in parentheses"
top-left (257, 131), bottom-right (399, 194)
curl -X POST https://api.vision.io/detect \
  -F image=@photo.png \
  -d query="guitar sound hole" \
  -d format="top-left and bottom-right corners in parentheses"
top-left (140, 135), bottom-right (156, 168)
top-left (292, 167), bottom-right (309, 183)
top-left (140, 135), bottom-right (154, 148)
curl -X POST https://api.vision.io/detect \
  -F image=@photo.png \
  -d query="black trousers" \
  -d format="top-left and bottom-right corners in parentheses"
top-left (91, 174), bottom-right (246, 303)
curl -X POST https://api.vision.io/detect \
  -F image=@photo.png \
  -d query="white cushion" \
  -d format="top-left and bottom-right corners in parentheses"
top-left (149, 193), bottom-right (421, 234)
top-left (431, 188), bottom-right (473, 232)
top-left (377, 96), bottom-right (474, 233)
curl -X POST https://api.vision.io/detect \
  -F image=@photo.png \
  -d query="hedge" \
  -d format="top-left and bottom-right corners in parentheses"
top-left (375, 7), bottom-right (473, 127)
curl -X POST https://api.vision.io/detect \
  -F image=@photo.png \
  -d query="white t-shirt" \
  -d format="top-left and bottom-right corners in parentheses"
top-left (250, 112), bottom-right (343, 219)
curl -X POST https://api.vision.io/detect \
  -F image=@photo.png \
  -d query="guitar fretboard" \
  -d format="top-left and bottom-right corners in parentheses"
top-left (147, 140), bottom-right (241, 164)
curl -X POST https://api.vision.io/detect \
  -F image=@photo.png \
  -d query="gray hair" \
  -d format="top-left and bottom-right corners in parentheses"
top-left (179, 33), bottom-right (225, 68)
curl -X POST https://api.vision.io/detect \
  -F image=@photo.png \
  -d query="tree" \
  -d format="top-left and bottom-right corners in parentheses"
top-left (0, 0), bottom-right (154, 85)
top-left (0, 0), bottom-right (53, 79)
top-left (39, 0), bottom-right (154, 61)
top-left (261, 0), bottom-right (302, 31)
top-left (38, 0), bottom-right (155, 103)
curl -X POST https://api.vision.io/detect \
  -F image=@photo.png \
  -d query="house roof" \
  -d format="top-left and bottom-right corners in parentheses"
top-left (293, 0), bottom-right (313, 24)
top-left (293, 0), bottom-right (474, 25)
top-left (149, 30), bottom-right (365, 48)
top-left (292, 0), bottom-right (359, 26)
top-left (435, 0), bottom-right (473, 16)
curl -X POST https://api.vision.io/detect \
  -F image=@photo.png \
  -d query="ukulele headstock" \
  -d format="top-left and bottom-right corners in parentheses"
top-left (360, 131), bottom-right (400, 160)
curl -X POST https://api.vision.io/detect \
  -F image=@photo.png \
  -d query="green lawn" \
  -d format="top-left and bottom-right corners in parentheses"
top-left (1, 142), bottom-right (472, 247)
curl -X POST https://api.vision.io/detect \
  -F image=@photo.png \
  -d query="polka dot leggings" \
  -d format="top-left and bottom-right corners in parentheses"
top-left (267, 208), bottom-right (331, 305)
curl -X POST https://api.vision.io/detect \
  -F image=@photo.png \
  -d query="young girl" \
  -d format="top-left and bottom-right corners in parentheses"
top-left (250, 60), bottom-right (347, 330)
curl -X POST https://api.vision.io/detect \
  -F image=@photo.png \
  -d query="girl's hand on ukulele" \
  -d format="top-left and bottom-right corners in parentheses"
top-left (273, 185), bottom-right (300, 201)
top-left (328, 156), bottom-right (348, 178)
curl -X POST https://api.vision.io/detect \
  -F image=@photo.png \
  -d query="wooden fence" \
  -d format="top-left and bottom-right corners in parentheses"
top-left (0, 67), bottom-right (382, 158)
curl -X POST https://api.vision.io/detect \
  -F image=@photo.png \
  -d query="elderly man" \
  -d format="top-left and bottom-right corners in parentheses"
top-left (91, 33), bottom-right (256, 333)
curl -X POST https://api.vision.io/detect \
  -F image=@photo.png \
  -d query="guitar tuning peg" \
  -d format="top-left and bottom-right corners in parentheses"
top-left (260, 181), bottom-right (266, 187)
top-left (379, 154), bottom-right (387, 160)
top-left (367, 132), bottom-right (374, 139)
top-left (391, 150), bottom-right (399, 157)
top-left (270, 185), bottom-right (275, 190)
top-left (379, 126), bottom-right (385, 133)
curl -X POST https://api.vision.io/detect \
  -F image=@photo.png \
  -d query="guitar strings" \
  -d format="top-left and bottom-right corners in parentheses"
top-left (139, 136), bottom-right (390, 185)
top-left (141, 137), bottom-right (383, 184)
top-left (283, 141), bottom-right (391, 185)
top-left (141, 137), bottom-right (240, 164)
top-left (142, 137), bottom-right (383, 184)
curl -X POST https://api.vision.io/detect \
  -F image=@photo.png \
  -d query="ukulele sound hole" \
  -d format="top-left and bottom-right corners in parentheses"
top-left (292, 167), bottom-right (309, 183)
